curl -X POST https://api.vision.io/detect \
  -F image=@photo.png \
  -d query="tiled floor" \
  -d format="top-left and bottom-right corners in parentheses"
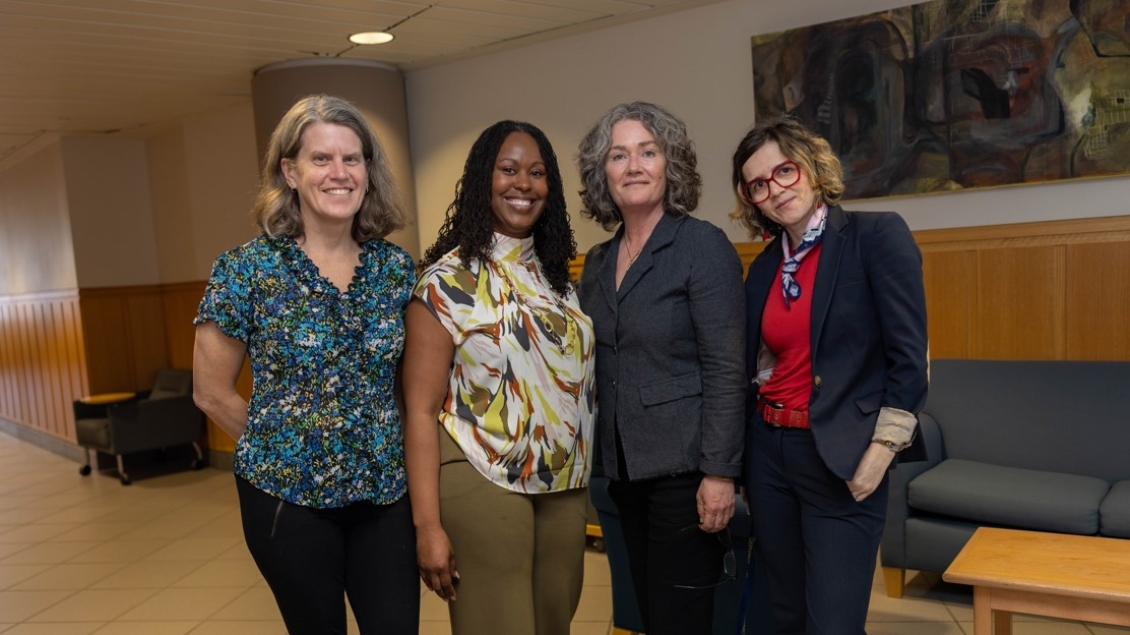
top-left (0, 431), bottom-right (1126, 635)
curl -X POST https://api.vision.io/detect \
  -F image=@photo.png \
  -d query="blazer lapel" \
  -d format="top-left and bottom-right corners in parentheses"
top-left (809, 205), bottom-right (848, 360)
top-left (616, 213), bottom-right (681, 301)
top-left (598, 233), bottom-right (621, 316)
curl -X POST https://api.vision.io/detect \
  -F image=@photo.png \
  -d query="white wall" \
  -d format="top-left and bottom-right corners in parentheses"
top-left (61, 136), bottom-right (161, 288)
top-left (406, 0), bottom-right (1130, 253)
top-left (0, 139), bottom-right (76, 295)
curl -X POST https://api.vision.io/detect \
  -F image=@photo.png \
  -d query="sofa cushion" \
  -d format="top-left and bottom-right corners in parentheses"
top-left (1100, 481), bottom-right (1130, 538)
top-left (908, 459), bottom-right (1109, 535)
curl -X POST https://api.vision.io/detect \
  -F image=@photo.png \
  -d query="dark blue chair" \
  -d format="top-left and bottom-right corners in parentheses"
top-left (590, 475), bottom-right (772, 635)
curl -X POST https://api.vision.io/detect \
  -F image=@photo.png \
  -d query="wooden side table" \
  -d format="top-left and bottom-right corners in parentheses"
top-left (944, 527), bottom-right (1130, 635)
top-left (78, 392), bottom-right (137, 405)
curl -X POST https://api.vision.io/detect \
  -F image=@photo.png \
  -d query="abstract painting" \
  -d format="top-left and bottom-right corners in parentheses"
top-left (751, 0), bottom-right (1130, 199)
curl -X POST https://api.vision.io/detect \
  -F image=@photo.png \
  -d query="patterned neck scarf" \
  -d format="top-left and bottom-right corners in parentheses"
top-left (780, 202), bottom-right (827, 306)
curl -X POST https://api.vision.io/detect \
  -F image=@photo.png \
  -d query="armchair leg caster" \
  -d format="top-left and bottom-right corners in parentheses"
top-left (190, 442), bottom-right (206, 470)
top-left (115, 455), bottom-right (132, 486)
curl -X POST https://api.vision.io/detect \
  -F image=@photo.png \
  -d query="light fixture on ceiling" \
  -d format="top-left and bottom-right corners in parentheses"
top-left (349, 31), bottom-right (394, 45)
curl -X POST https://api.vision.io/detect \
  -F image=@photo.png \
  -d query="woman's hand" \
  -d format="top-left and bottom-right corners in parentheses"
top-left (416, 524), bottom-right (459, 601)
top-left (697, 476), bottom-right (736, 533)
top-left (846, 442), bottom-right (896, 501)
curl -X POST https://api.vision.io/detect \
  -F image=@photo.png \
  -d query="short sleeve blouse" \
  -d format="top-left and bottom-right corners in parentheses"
top-left (413, 234), bottom-right (596, 493)
top-left (195, 234), bottom-right (415, 508)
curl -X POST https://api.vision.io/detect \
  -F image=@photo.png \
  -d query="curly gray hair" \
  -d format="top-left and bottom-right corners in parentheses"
top-left (577, 102), bottom-right (701, 230)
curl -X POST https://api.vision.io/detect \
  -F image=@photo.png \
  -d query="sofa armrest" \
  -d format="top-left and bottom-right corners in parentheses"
top-left (881, 410), bottom-right (944, 569)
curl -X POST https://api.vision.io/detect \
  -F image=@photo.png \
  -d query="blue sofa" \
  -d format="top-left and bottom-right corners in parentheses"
top-left (880, 359), bottom-right (1130, 597)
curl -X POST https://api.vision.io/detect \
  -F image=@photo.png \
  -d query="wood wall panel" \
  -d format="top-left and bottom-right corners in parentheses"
top-left (79, 286), bottom-right (169, 395)
top-left (1065, 242), bottom-right (1130, 360)
top-left (0, 291), bottom-right (89, 440)
top-left (916, 215), bottom-right (1130, 361)
top-left (921, 250), bottom-right (975, 359)
top-left (972, 245), bottom-right (1064, 360)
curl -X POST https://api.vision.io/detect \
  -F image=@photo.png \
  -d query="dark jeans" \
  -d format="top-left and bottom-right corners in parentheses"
top-left (608, 471), bottom-right (725, 635)
top-left (236, 476), bottom-right (419, 635)
top-left (747, 422), bottom-right (888, 635)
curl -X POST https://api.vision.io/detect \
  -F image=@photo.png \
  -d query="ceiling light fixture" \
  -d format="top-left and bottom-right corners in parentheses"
top-left (349, 31), bottom-right (394, 45)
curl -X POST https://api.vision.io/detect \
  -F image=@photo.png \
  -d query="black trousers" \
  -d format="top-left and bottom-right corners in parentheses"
top-left (608, 471), bottom-right (725, 635)
top-left (236, 476), bottom-right (419, 635)
top-left (746, 421), bottom-right (888, 635)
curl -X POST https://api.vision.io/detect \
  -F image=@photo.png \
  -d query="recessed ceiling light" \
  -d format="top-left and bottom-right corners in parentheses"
top-left (349, 31), bottom-right (394, 45)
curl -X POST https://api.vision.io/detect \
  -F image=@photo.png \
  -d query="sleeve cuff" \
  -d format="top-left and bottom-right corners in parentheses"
top-left (872, 406), bottom-right (918, 451)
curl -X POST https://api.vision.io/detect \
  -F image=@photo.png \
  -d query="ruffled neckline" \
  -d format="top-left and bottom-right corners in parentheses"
top-left (275, 234), bottom-right (373, 295)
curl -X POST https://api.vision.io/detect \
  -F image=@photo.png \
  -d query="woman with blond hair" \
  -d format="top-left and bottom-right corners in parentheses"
top-left (193, 94), bottom-right (418, 635)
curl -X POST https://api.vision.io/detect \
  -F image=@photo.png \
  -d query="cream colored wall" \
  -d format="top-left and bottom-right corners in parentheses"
top-left (61, 136), bottom-right (161, 288)
top-left (405, 0), bottom-right (1130, 253)
top-left (0, 139), bottom-right (77, 295)
top-left (147, 125), bottom-right (198, 283)
top-left (178, 104), bottom-right (260, 280)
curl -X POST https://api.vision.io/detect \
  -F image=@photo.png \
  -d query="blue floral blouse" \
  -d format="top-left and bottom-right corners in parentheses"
top-left (195, 234), bottom-right (415, 508)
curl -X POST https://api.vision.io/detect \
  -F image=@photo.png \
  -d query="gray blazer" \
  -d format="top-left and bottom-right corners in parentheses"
top-left (578, 214), bottom-right (746, 481)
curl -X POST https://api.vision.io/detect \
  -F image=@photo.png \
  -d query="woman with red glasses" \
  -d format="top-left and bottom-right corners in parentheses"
top-left (730, 116), bottom-right (928, 635)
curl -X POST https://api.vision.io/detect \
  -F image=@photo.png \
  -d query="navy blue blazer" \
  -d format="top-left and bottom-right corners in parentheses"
top-left (579, 214), bottom-right (747, 481)
top-left (744, 205), bottom-right (929, 480)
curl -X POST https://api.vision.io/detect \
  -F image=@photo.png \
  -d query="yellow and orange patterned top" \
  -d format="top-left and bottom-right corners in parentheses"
top-left (413, 233), bottom-right (596, 493)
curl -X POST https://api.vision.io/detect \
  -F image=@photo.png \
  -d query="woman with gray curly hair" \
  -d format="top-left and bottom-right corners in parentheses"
top-left (732, 116), bottom-right (927, 635)
top-left (576, 102), bottom-right (746, 635)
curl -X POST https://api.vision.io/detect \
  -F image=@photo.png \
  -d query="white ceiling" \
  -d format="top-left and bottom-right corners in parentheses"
top-left (0, 0), bottom-right (724, 163)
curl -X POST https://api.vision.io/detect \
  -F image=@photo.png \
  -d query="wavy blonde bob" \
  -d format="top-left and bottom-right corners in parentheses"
top-left (729, 116), bottom-right (844, 239)
top-left (577, 101), bottom-right (701, 231)
top-left (252, 94), bottom-right (406, 241)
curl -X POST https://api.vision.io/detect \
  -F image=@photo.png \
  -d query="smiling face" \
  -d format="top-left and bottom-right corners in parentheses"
top-left (605, 119), bottom-right (667, 217)
top-left (281, 122), bottom-right (368, 230)
top-left (741, 139), bottom-right (818, 244)
top-left (490, 132), bottom-right (548, 239)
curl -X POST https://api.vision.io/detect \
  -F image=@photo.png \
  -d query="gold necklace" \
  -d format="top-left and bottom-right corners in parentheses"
top-left (623, 233), bottom-right (642, 267)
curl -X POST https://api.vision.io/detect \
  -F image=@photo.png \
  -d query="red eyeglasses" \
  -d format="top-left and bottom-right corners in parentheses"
top-left (741, 160), bottom-right (802, 205)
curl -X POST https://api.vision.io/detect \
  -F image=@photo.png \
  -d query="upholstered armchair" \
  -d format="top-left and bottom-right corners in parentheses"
top-left (74, 369), bottom-right (206, 485)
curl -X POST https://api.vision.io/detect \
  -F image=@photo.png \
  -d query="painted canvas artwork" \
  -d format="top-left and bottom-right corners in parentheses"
top-left (751, 0), bottom-right (1130, 199)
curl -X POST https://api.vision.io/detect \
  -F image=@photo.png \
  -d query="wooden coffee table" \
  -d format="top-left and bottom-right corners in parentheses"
top-left (944, 527), bottom-right (1130, 635)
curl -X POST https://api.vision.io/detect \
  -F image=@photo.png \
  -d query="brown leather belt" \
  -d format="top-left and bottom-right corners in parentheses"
top-left (758, 397), bottom-right (810, 429)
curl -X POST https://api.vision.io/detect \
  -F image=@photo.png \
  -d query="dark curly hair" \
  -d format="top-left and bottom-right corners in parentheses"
top-left (422, 121), bottom-right (577, 296)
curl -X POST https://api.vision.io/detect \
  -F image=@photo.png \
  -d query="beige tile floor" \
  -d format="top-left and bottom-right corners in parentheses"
top-left (0, 430), bottom-right (1126, 635)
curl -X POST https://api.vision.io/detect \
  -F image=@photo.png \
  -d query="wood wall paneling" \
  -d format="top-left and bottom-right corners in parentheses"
top-left (0, 292), bottom-right (89, 440)
top-left (920, 250), bottom-right (976, 359)
top-left (972, 245), bottom-right (1064, 360)
top-left (1065, 241), bottom-right (1130, 360)
top-left (79, 286), bottom-right (169, 395)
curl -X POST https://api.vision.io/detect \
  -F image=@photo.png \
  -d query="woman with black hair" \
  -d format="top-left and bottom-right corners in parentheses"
top-left (402, 120), bottom-right (596, 635)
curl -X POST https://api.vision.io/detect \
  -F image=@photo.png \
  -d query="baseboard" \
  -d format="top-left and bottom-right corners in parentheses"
top-left (0, 417), bottom-right (87, 462)
top-left (0, 417), bottom-right (234, 473)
